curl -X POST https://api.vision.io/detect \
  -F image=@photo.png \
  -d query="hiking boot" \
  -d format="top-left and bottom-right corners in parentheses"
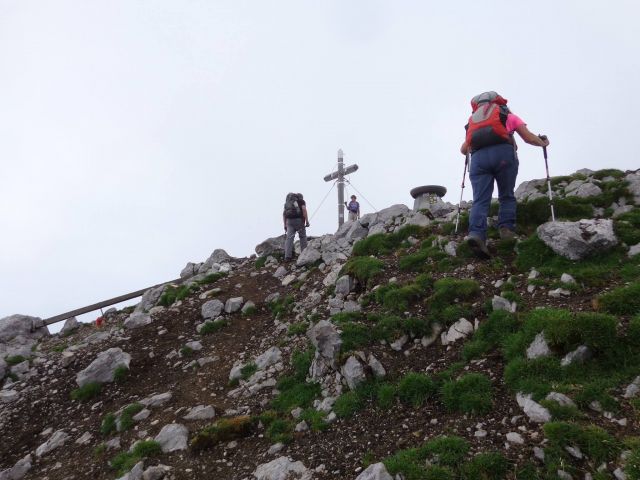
top-left (466, 235), bottom-right (491, 260)
top-left (499, 227), bottom-right (516, 240)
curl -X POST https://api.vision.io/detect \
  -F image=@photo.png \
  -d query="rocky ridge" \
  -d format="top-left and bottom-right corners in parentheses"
top-left (1, 168), bottom-right (640, 480)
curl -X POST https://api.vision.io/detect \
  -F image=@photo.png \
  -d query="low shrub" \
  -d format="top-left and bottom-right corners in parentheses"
top-left (441, 373), bottom-right (493, 415)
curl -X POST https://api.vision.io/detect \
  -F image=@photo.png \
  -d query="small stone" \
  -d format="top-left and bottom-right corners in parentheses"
top-left (560, 273), bottom-right (576, 284)
top-left (267, 443), bottom-right (285, 455)
top-left (561, 345), bottom-right (591, 367)
top-left (154, 423), bottom-right (188, 453)
top-left (526, 333), bottom-right (551, 359)
top-left (506, 432), bottom-right (524, 444)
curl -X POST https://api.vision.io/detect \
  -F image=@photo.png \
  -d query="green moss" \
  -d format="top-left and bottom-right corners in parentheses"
top-left (397, 372), bottom-right (437, 407)
top-left (71, 382), bottom-right (102, 402)
top-left (200, 319), bottom-right (227, 335)
top-left (598, 282), bottom-right (640, 315)
top-left (441, 373), bottom-right (493, 415)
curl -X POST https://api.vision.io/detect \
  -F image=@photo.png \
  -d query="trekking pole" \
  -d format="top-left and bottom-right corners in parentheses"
top-left (540, 135), bottom-right (555, 222)
top-left (455, 152), bottom-right (470, 234)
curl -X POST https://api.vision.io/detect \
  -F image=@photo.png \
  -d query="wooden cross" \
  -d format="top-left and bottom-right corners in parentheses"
top-left (323, 149), bottom-right (359, 226)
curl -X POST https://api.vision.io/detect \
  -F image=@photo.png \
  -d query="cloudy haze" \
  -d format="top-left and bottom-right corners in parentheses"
top-left (1, 0), bottom-right (639, 325)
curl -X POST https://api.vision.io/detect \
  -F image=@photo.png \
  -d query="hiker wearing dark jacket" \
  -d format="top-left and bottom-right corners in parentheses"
top-left (345, 195), bottom-right (360, 222)
top-left (283, 193), bottom-right (310, 262)
top-left (460, 91), bottom-right (549, 258)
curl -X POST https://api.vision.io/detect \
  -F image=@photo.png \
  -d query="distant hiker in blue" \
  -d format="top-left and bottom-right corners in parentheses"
top-left (345, 195), bottom-right (360, 222)
top-left (460, 91), bottom-right (550, 259)
top-left (283, 192), bottom-right (310, 262)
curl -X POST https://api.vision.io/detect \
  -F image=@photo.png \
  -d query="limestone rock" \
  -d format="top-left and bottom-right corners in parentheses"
top-left (256, 347), bottom-right (282, 370)
top-left (154, 423), bottom-right (188, 453)
top-left (142, 465), bottom-right (171, 480)
top-left (135, 285), bottom-right (167, 313)
top-left (60, 317), bottom-right (80, 336)
top-left (140, 392), bottom-right (172, 408)
top-left (253, 456), bottom-right (312, 480)
top-left (335, 275), bottom-right (354, 296)
top-left (367, 354), bottom-right (386, 379)
top-left (36, 430), bottom-right (69, 457)
top-left (440, 318), bottom-right (474, 345)
top-left (0, 390), bottom-right (19, 404)
top-left (0, 314), bottom-right (49, 343)
top-left (341, 356), bottom-right (365, 390)
top-left (506, 432), bottom-right (525, 444)
top-left (515, 179), bottom-right (546, 201)
top-left (255, 235), bottom-right (286, 258)
top-left (76, 348), bottom-right (131, 387)
top-left (526, 333), bottom-right (551, 359)
top-left (124, 313), bottom-right (152, 330)
top-left (296, 244), bottom-right (322, 267)
top-left (354, 462), bottom-right (393, 480)
top-left (623, 376), bottom-right (640, 398)
top-left (0, 454), bottom-right (32, 480)
top-left (183, 405), bottom-right (216, 421)
top-left (560, 273), bottom-right (576, 284)
top-left (516, 393), bottom-right (552, 423)
top-left (545, 392), bottom-right (576, 408)
top-left (308, 320), bottom-right (342, 377)
top-left (203, 249), bottom-right (233, 269)
top-left (273, 266), bottom-right (287, 279)
top-left (225, 297), bottom-right (244, 314)
top-left (561, 346), bottom-right (591, 367)
top-left (492, 295), bottom-right (516, 313)
top-left (242, 301), bottom-right (256, 314)
top-left (537, 219), bottom-right (618, 260)
top-left (565, 181), bottom-right (602, 198)
top-left (201, 299), bottom-right (224, 320)
top-left (116, 461), bottom-right (144, 480)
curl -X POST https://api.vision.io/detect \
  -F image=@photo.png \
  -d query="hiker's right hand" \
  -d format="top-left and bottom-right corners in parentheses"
top-left (538, 135), bottom-right (550, 147)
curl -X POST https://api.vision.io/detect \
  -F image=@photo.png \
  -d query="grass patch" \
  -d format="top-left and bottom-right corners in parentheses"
top-left (352, 225), bottom-right (428, 257)
top-left (462, 311), bottom-right (520, 361)
top-left (191, 416), bottom-right (255, 451)
top-left (300, 408), bottom-right (328, 432)
top-left (615, 209), bottom-right (640, 245)
top-left (197, 272), bottom-right (227, 286)
top-left (597, 282), bottom-right (640, 315)
top-left (543, 421), bottom-right (621, 465)
top-left (268, 295), bottom-right (295, 318)
top-left (240, 363), bottom-right (258, 381)
top-left (333, 391), bottom-right (362, 418)
top-left (71, 382), bottom-right (102, 402)
top-left (441, 373), bottom-right (493, 415)
top-left (113, 366), bottom-right (129, 383)
top-left (110, 440), bottom-right (162, 475)
top-left (200, 319), bottom-right (227, 335)
top-left (342, 256), bottom-right (385, 288)
top-left (5, 355), bottom-right (26, 366)
top-left (100, 413), bottom-right (117, 436)
top-left (265, 418), bottom-right (294, 444)
top-left (271, 349), bottom-right (320, 415)
top-left (287, 322), bottom-right (308, 336)
top-left (158, 283), bottom-right (200, 307)
top-left (119, 403), bottom-right (144, 432)
top-left (462, 452), bottom-right (509, 480)
top-left (397, 372), bottom-right (438, 407)
top-left (373, 274), bottom-right (433, 312)
top-left (254, 256), bottom-right (268, 269)
top-left (180, 346), bottom-right (194, 357)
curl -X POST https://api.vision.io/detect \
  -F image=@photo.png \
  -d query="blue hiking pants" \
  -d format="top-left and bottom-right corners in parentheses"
top-left (469, 143), bottom-right (519, 241)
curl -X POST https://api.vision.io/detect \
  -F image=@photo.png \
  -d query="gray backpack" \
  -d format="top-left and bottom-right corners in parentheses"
top-left (283, 193), bottom-right (302, 219)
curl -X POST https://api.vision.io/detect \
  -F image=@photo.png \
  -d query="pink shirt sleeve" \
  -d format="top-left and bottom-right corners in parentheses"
top-left (506, 113), bottom-right (525, 134)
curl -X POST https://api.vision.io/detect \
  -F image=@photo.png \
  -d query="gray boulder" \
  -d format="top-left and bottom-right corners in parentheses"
top-left (154, 423), bottom-right (188, 453)
top-left (537, 219), bottom-right (617, 260)
top-left (0, 314), bottom-right (49, 343)
top-left (142, 465), bottom-right (171, 480)
top-left (123, 313), bottom-right (152, 330)
top-left (492, 295), bottom-right (516, 313)
top-left (546, 392), bottom-right (576, 408)
top-left (440, 318), bottom-right (474, 345)
top-left (256, 235), bottom-right (286, 258)
top-left (561, 345), bottom-right (591, 367)
top-left (255, 347), bottom-right (282, 370)
top-left (36, 430), bottom-right (69, 457)
top-left (308, 320), bottom-right (342, 379)
top-left (140, 392), bottom-right (172, 408)
top-left (76, 348), bottom-right (131, 387)
top-left (526, 333), bottom-right (551, 359)
top-left (180, 262), bottom-right (199, 279)
top-left (253, 456), bottom-right (312, 480)
top-left (242, 301), bottom-right (256, 314)
top-left (201, 299), bottom-right (224, 319)
top-left (203, 249), bottom-right (233, 269)
top-left (341, 356), bottom-right (365, 390)
top-left (183, 405), bottom-right (216, 421)
top-left (355, 462), bottom-right (393, 480)
top-left (624, 376), bottom-right (640, 398)
top-left (135, 285), bottom-right (166, 313)
top-left (0, 454), bottom-right (32, 480)
top-left (225, 297), bottom-right (244, 314)
top-left (296, 241), bottom-right (323, 267)
top-left (629, 243), bottom-right (640, 257)
top-left (116, 461), bottom-right (144, 480)
top-left (625, 171), bottom-right (640, 204)
top-left (565, 180), bottom-right (602, 198)
top-left (60, 317), bottom-right (80, 336)
top-left (367, 354), bottom-right (386, 379)
top-left (516, 393), bottom-right (552, 423)
top-left (335, 275), bottom-right (354, 296)
top-left (515, 178), bottom-right (546, 201)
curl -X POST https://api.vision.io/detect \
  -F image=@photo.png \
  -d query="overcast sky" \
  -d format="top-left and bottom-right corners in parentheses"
top-left (1, 0), bottom-right (639, 326)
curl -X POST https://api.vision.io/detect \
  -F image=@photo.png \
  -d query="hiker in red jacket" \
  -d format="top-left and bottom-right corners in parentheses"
top-left (460, 91), bottom-right (549, 258)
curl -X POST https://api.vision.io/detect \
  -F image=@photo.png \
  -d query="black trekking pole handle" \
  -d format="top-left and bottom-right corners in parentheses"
top-left (539, 135), bottom-right (548, 160)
